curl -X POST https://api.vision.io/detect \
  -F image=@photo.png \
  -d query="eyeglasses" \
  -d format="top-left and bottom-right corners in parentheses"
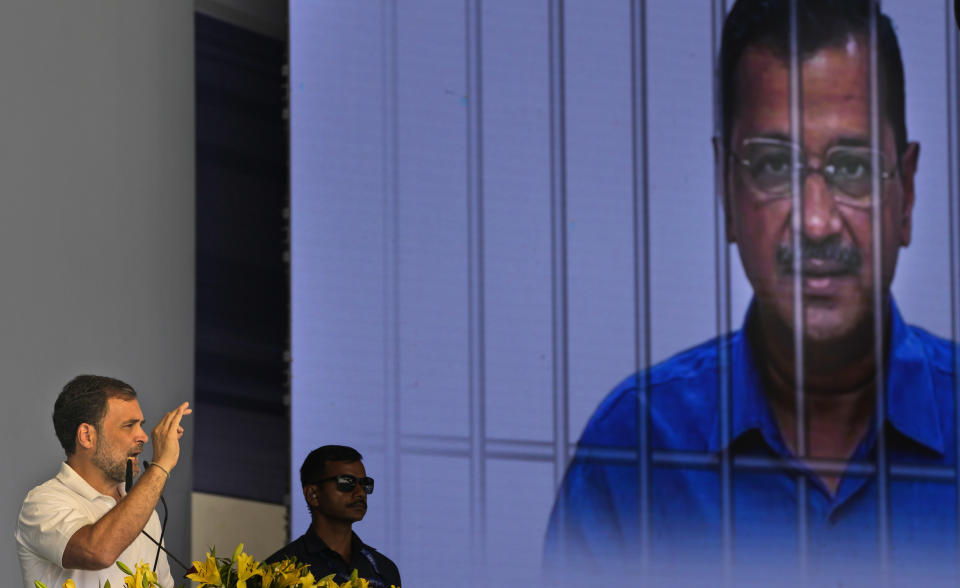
top-left (316, 474), bottom-right (375, 494)
top-left (730, 137), bottom-right (898, 208)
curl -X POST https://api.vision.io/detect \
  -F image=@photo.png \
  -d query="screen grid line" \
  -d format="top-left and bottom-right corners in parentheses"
top-left (548, 0), bottom-right (571, 560)
top-left (397, 433), bottom-right (959, 481)
top-left (868, 5), bottom-right (891, 583)
top-left (630, 0), bottom-right (652, 573)
top-left (711, 0), bottom-right (735, 582)
top-left (465, 0), bottom-right (487, 569)
top-left (945, 0), bottom-right (960, 566)
top-left (379, 0), bottom-right (402, 562)
top-left (786, 1), bottom-right (810, 581)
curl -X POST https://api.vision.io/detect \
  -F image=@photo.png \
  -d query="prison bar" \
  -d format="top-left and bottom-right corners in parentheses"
top-left (946, 0), bottom-right (960, 570)
top-left (465, 0), bottom-right (488, 569)
top-left (630, 0), bottom-right (654, 576)
top-left (548, 0), bottom-right (571, 563)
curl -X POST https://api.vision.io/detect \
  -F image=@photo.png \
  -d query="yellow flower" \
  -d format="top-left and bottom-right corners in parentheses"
top-left (123, 562), bottom-right (159, 588)
top-left (261, 560), bottom-right (287, 587)
top-left (297, 571), bottom-right (317, 588)
top-left (236, 549), bottom-right (264, 588)
top-left (186, 552), bottom-right (222, 586)
top-left (63, 581), bottom-right (76, 588)
top-left (264, 559), bottom-right (306, 588)
top-left (343, 570), bottom-right (369, 588)
top-left (273, 568), bottom-right (304, 588)
top-left (315, 573), bottom-right (339, 588)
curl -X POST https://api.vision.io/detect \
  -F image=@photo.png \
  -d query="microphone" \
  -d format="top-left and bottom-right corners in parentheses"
top-left (125, 459), bottom-right (133, 493)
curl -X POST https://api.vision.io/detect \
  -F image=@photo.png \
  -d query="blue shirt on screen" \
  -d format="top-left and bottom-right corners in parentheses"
top-left (545, 299), bottom-right (958, 587)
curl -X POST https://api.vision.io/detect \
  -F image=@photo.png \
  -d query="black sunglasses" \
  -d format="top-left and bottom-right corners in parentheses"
top-left (316, 474), bottom-right (375, 494)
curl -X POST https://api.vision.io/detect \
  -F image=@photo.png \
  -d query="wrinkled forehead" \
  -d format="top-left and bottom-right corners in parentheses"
top-left (731, 40), bottom-right (894, 153)
top-left (102, 396), bottom-right (144, 424)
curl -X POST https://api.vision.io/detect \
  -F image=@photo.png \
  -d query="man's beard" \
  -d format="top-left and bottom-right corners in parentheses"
top-left (92, 437), bottom-right (131, 484)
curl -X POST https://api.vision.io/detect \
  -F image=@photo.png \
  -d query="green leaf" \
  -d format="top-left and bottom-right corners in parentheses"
top-left (104, 581), bottom-right (111, 588)
top-left (116, 561), bottom-right (134, 575)
top-left (33, 581), bottom-right (48, 588)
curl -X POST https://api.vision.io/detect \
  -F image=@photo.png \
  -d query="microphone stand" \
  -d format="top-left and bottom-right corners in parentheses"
top-left (124, 459), bottom-right (191, 572)
top-left (141, 519), bottom-right (190, 572)
top-left (144, 461), bottom-right (172, 571)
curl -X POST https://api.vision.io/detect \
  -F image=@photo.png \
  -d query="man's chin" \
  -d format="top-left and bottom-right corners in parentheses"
top-left (757, 294), bottom-right (870, 347)
top-left (800, 304), bottom-right (868, 344)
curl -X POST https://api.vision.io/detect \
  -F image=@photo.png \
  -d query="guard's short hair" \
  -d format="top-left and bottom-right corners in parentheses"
top-left (53, 375), bottom-right (137, 456)
top-left (720, 0), bottom-right (906, 158)
top-left (300, 444), bottom-right (363, 486)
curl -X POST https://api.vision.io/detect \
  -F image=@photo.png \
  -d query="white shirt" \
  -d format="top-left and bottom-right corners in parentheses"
top-left (16, 462), bottom-right (175, 588)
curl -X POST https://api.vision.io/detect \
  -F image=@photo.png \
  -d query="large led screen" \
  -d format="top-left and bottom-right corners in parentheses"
top-left (291, 1), bottom-right (960, 586)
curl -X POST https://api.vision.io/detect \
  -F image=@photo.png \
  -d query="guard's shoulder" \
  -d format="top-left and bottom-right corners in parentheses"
top-left (363, 543), bottom-right (402, 584)
top-left (265, 534), bottom-right (307, 564)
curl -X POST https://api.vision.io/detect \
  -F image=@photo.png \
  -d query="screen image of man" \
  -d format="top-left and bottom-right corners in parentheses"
top-left (268, 445), bottom-right (401, 588)
top-left (17, 375), bottom-right (190, 588)
top-left (546, 0), bottom-right (957, 585)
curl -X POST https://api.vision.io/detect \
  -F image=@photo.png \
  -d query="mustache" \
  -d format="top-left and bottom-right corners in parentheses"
top-left (775, 236), bottom-right (862, 274)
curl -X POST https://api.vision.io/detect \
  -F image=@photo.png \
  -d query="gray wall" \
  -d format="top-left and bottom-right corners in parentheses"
top-left (0, 1), bottom-right (195, 577)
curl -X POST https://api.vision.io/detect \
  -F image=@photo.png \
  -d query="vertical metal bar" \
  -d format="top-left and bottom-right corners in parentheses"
top-left (379, 0), bottom-right (402, 561)
top-left (465, 0), bottom-right (487, 572)
top-left (630, 0), bottom-right (651, 574)
top-left (786, 0), bottom-right (809, 583)
top-left (868, 3), bottom-right (891, 584)
top-left (945, 0), bottom-right (960, 567)
top-left (711, 0), bottom-right (734, 583)
top-left (548, 0), bottom-right (570, 501)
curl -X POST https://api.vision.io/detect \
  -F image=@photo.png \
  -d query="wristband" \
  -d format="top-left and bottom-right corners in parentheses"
top-left (149, 461), bottom-right (171, 479)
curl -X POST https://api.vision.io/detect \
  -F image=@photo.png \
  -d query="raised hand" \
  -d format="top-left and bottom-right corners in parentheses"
top-left (150, 402), bottom-right (192, 473)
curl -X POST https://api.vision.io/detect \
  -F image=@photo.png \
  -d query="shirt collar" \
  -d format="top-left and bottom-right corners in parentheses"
top-left (56, 461), bottom-right (119, 502)
top-left (711, 298), bottom-right (943, 455)
top-left (304, 527), bottom-right (364, 556)
top-left (727, 306), bottom-right (786, 452)
top-left (704, 300), bottom-right (787, 452)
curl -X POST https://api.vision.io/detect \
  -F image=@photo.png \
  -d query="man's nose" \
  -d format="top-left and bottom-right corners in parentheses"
top-left (800, 172), bottom-right (843, 239)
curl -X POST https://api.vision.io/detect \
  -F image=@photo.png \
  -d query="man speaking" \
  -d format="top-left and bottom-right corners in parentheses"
top-left (17, 375), bottom-right (190, 587)
top-left (546, 0), bottom-right (957, 585)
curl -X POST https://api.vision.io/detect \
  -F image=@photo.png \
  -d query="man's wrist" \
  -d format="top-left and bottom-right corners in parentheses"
top-left (148, 460), bottom-right (174, 477)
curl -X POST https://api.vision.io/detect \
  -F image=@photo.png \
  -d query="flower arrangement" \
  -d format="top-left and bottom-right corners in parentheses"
top-left (35, 544), bottom-right (396, 588)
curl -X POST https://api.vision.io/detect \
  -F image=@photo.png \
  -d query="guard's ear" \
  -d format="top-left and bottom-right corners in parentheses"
top-left (76, 423), bottom-right (97, 451)
top-left (713, 136), bottom-right (737, 243)
top-left (303, 485), bottom-right (318, 506)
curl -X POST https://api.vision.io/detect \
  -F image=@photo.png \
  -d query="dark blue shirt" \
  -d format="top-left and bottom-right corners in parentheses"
top-left (267, 529), bottom-right (401, 588)
top-left (545, 300), bottom-right (958, 587)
